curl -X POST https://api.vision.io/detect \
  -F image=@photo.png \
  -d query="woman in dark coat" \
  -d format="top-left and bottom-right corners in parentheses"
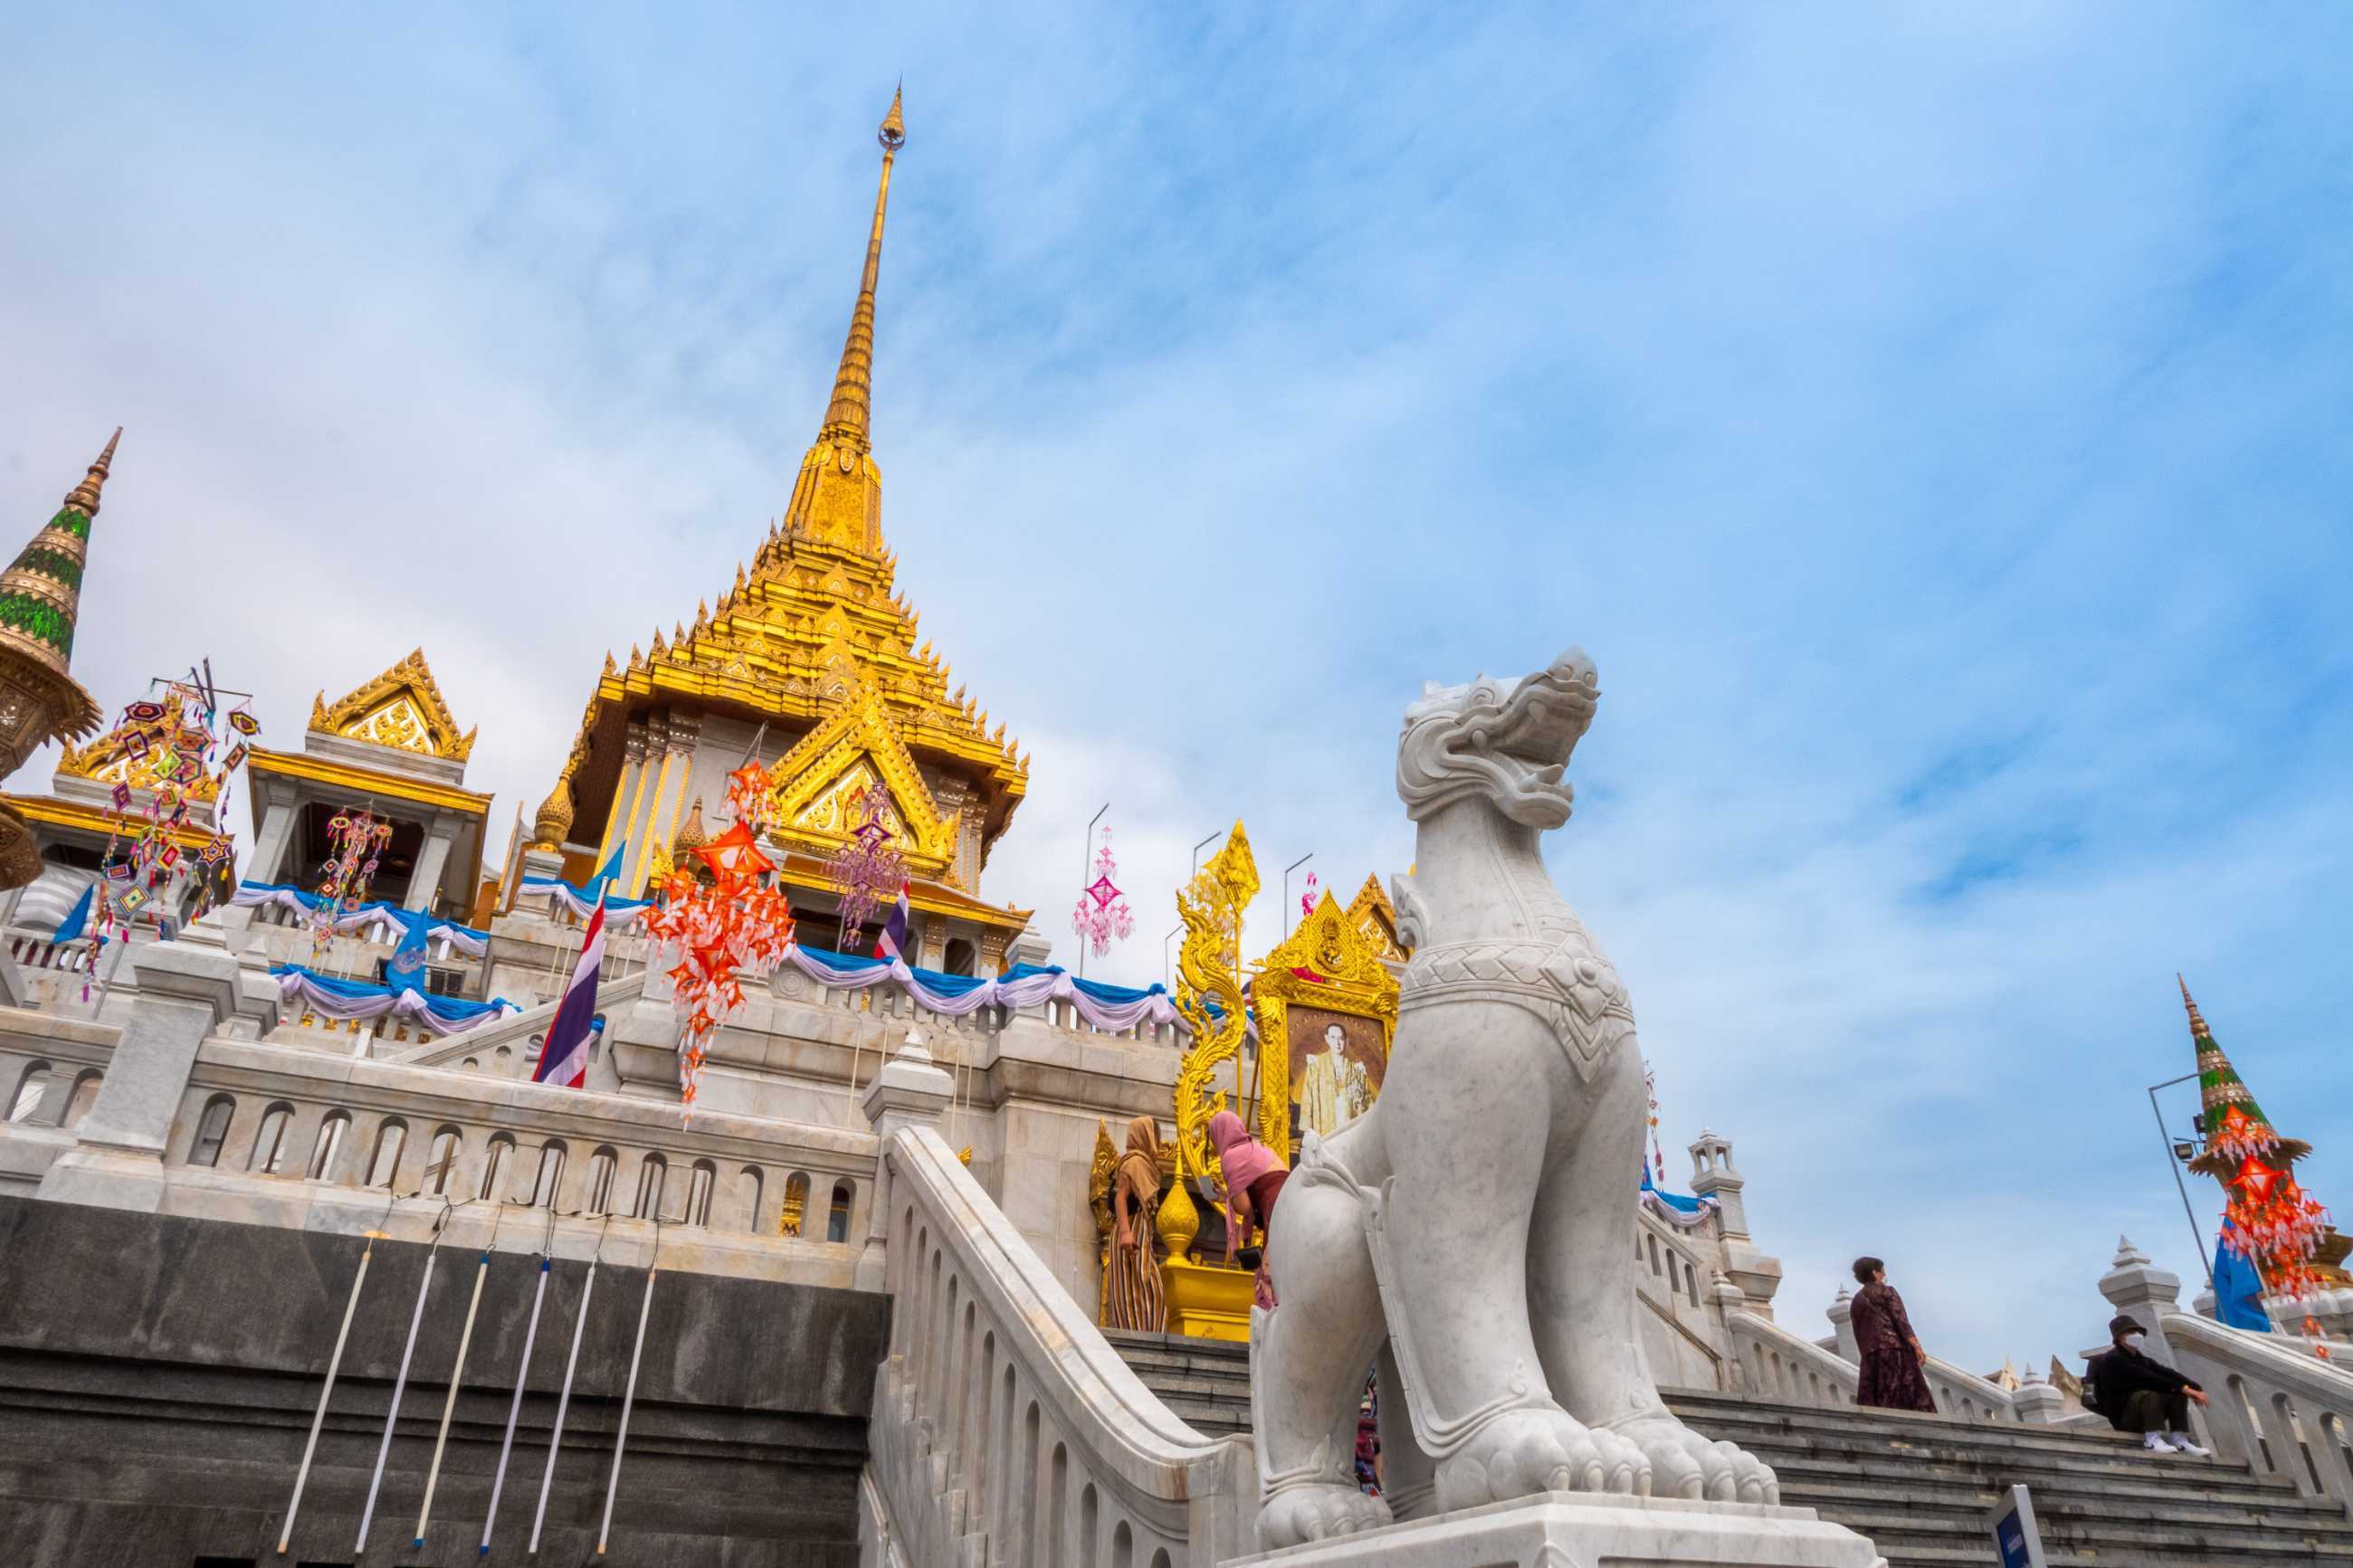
top-left (1850, 1256), bottom-right (1938, 1412)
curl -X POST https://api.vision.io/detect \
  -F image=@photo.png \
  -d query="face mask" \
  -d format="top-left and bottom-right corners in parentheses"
top-left (2123, 1332), bottom-right (2147, 1350)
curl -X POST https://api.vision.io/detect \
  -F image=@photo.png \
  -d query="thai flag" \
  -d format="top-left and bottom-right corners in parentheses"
top-left (875, 880), bottom-right (911, 963)
top-left (534, 887), bottom-right (606, 1089)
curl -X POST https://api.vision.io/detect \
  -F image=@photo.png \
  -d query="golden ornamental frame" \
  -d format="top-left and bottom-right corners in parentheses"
top-left (1252, 888), bottom-right (1400, 1164)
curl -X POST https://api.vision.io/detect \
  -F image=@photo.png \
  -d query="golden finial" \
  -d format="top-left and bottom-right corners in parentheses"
top-left (603, 651), bottom-right (618, 676)
top-left (62, 427), bottom-right (121, 517)
top-left (676, 796), bottom-right (709, 851)
top-left (2179, 974), bottom-right (2212, 1040)
top-left (815, 87), bottom-right (904, 454)
top-left (531, 774), bottom-right (575, 851)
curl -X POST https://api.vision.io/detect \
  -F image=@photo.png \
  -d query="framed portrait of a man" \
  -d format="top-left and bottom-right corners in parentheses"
top-left (1248, 887), bottom-right (1400, 1164)
top-left (1287, 1006), bottom-right (1385, 1139)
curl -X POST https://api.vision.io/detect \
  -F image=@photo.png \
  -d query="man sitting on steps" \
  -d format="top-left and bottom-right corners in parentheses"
top-left (2087, 1314), bottom-right (2212, 1456)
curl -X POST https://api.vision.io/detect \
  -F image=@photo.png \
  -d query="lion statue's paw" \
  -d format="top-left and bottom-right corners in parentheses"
top-left (1605, 1411), bottom-right (1779, 1505)
top-left (1435, 1406), bottom-right (1645, 1511)
top-left (1258, 1482), bottom-right (1393, 1548)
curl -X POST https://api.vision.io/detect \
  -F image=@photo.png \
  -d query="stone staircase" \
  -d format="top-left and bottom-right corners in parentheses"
top-left (1104, 1328), bottom-right (2353, 1566)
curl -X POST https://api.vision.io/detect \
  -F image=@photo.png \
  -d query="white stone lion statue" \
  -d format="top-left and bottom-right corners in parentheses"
top-left (1248, 649), bottom-right (1778, 1548)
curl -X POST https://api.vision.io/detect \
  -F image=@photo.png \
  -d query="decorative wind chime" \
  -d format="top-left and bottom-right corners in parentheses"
top-left (1643, 1060), bottom-right (1667, 1179)
top-left (2181, 979), bottom-right (2336, 1332)
top-left (1072, 824), bottom-right (1135, 962)
top-left (88, 664), bottom-right (261, 974)
top-left (642, 759), bottom-right (795, 1119)
top-left (308, 807), bottom-right (395, 962)
top-left (824, 784), bottom-right (906, 952)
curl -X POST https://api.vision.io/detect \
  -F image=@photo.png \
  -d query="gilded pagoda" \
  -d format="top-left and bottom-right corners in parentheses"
top-left (527, 90), bottom-right (1033, 974)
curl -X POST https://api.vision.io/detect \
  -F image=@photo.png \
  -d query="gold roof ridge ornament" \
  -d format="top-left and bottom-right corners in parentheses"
top-left (310, 647), bottom-right (477, 762)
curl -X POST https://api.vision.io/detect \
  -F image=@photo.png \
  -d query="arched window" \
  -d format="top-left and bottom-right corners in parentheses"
top-left (189, 1095), bottom-right (235, 1167)
top-left (634, 1155), bottom-right (667, 1221)
top-left (736, 1166), bottom-right (764, 1232)
top-left (781, 1173), bottom-right (810, 1237)
top-left (827, 1180), bottom-right (853, 1244)
top-left (423, 1127), bottom-right (462, 1195)
top-left (308, 1111), bottom-right (351, 1181)
top-left (366, 1119), bottom-right (407, 1189)
top-left (529, 1141), bottom-right (567, 1208)
top-left (61, 1069), bottom-right (102, 1130)
top-left (461, 1057), bottom-right (479, 1072)
top-left (480, 1134), bottom-right (516, 1202)
top-left (8, 1061), bottom-right (52, 1124)
top-left (685, 1160), bottom-right (716, 1228)
top-left (586, 1147), bottom-right (618, 1214)
top-left (246, 1104), bottom-right (294, 1173)
top-left (944, 937), bottom-right (976, 977)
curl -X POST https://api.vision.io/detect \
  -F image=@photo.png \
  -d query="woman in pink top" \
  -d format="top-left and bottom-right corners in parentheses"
top-left (1209, 1109), bottom-right (1290, 1308)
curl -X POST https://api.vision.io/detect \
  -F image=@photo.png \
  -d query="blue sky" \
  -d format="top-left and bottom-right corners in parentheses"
top-left (5, 4), bottom-right (2349, 1373)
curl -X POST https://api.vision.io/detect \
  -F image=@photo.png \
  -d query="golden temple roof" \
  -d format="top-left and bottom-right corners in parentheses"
top-left (311, 649), bottom-right (477, 763)
top-left (561, 90), bottom-right (1030, 870)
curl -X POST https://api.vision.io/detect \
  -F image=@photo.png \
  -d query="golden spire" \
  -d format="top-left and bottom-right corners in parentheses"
top-left (817, 86), bottom-right (904, 455)
top-left (2179, 973), bottom-right (2210, 1040)
top-left (62, 427), bottom-right (121, 518)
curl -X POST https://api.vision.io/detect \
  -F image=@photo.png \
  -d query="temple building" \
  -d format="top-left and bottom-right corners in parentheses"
top-left (243, 649), bottom-right (491, 919)
top-left (523, 85), bottom-right (1031, 978)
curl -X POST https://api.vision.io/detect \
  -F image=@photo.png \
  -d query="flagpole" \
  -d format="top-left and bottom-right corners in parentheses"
top-left (356, 1201), bottom-right (454, 1554)
top-left (528, 1223), bottom-right (605, 1553)
top-left (595, 1221), bottom-right (662, 1554)
top-left (481, 1206), bottom-right (565, 1557)
top-left (413, 1204), bottom-right (499, 1549)
top-left (279, 1201), bottom-right (395, 1555)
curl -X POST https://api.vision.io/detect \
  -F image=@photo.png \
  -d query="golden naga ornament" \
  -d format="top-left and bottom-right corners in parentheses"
top-left (1157, 820), bottom-right (1259, 1260)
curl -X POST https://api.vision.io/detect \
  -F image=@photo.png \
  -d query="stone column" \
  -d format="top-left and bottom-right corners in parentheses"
top-left (1689, 1128), bottom-right (1748, 1239)
top-left (2099, 1235), bottom-right (2188, 1363)
top-left (36, 943), bottom-right (240, 1212)
top-left (249, 799), bottom-right (299, 885)
top-left (405, 813), bottom-right (457, 912)
top-left (2010, 1370), bottom-right (2066, 1424)
top-left (856, 1028), bottom-right (955, 1292)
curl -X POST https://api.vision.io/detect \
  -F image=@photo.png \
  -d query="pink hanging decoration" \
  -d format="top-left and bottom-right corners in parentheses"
top-left (824, 785), bottom-right (909, 951)
top-left (1071, 826), bottom-right (1136, 960)
top-left (1300, 870), bottom-right (1320, 919)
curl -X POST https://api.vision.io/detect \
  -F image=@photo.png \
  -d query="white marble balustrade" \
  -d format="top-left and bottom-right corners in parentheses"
top-left (862, 1114), bottom-right (1256, 1568)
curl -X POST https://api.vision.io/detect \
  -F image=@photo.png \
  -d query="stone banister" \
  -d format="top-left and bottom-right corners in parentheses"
top-left (2166, 1310), bottom-right (2353, 1515)
top-left (864, 1120), bottom-right (1255, 1566)
top-left (1725, 1307), bottom-right (2069, 1426)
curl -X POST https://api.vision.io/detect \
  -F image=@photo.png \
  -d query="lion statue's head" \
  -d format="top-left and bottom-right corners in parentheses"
top-left (1395, 648), bottom-right (1600, 832)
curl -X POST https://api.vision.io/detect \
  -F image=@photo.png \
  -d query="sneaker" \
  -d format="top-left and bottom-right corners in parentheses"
top-left (2167, 1433), bottom-right (2212, 1458)
top-left (2142, 1433), bottom-right (2171, 1452)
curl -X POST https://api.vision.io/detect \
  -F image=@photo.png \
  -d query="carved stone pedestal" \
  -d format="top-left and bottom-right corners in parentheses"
top-left (1222, 1494), bottom-right (1885, 1568)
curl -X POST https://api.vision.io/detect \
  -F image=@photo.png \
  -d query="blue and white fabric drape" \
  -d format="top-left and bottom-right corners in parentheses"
top-left (778, 946), bottom-right (1183, 1031)
top-left (271, 964), bottom-right (519, 1037)
top-left (1639, 1164), bottom-right (1720, 1231)
top-left (233, 881), bottom-right (489, 957)
top-left (516, 874), bottom-right (653, 927)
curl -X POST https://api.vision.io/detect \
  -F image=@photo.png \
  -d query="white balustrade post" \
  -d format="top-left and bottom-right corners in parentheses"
top-left (37, 943), bottom-right (240, 1212)
top-left (857, 1027), bottom-right (955, 1293)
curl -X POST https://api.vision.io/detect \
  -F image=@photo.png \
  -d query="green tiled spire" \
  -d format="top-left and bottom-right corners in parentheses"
top-left (0, 428), bottom-right (114, 675)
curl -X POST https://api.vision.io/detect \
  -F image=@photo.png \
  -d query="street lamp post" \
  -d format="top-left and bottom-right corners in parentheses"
top-left (2148, 1070), bottom-right (2216, 1291)
top-left (1282, 853), bottom-right (1313, 940)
